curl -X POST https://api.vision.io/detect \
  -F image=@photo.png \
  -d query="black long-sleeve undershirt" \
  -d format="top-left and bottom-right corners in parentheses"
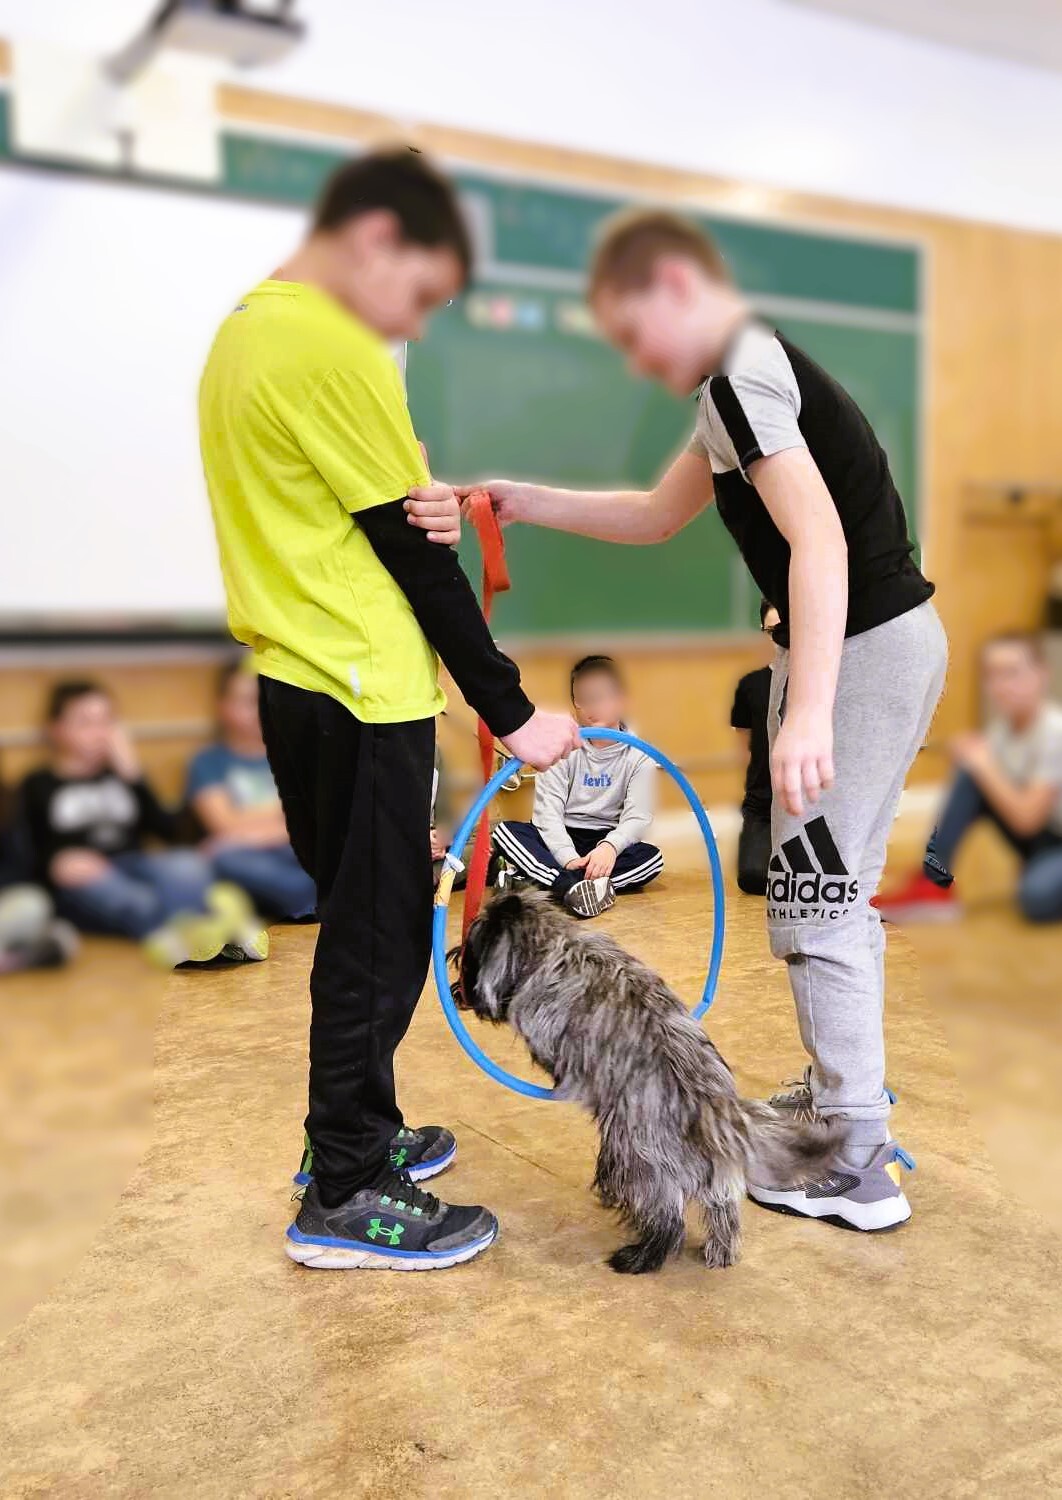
top-left (358, 499), bottom-right (534, 738)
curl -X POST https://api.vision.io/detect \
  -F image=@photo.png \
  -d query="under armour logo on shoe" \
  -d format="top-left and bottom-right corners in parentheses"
top-left (366, 1218), bottom-right (405, 1246)
top-left (767, 816), bottom-right (859, 915)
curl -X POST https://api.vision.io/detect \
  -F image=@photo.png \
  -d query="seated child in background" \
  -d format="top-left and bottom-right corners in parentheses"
top-left (876, 632), bottom-right (1062, 924)
top-left (187, 662), bottom-right (317, 921)
top-left (0, 783), bottom-right (78, 974)
top-left (493, 655), bottom-right (663, 918)
top-left (18, 680), bottom-right (266, 967)
top-left (730, 600), bottom-right (780, 895)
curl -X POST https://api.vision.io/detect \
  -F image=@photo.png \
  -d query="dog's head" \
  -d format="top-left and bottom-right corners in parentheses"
top-left (450, 888), bottom-right (555, 1023)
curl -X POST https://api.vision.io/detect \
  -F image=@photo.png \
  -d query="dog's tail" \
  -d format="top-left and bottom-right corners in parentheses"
top-left (713, 1096), bottom-right (839, 1190)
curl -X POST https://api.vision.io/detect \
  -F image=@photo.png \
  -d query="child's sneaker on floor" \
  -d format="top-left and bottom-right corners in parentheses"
top-left (491, 853), bottom-right (528, 893)
top-left (144, 910), bottom-right (233, 970)
top-left (293, 1125), bottom-right (456, 1189)
top-left (0, 918), bottom-right (79, 975)
top-left (286, 1171), bottom-right (497, 1271)
top-left (564, 876), bottom-right (616, 919)
top-left (206, 882), bottom-right (269, 961)
top-left (0, 885), bottom-right (53, 949)
top-left (871, 872), bottom-right (960, 923)
top-left (748, 1142), bottom-right (915, 1233)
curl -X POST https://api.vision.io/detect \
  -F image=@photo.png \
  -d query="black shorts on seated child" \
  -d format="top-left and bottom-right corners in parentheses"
top-left (494, 737), bottom-right (663, 897)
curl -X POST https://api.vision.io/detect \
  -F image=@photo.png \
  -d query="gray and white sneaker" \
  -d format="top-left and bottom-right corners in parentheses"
top-left (564, 876), bottom-right (616, 919)
top-left (748, 1142), bottom-right (916, 1233)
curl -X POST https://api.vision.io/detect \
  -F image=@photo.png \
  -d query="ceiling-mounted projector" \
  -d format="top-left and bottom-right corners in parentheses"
top-left (107, 0), bottom-right (305, 84)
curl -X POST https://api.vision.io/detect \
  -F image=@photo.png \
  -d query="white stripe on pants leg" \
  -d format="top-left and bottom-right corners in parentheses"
top-left (491, 825), bottom-right (557, 887)
top-left (612, 855), bottom-right (664, 888)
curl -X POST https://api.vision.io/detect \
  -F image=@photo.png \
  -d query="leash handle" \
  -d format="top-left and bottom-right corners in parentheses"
top-left (461, 489), bottom-right (511, 939)
top-left (465, 488), bottom-right (511, 603)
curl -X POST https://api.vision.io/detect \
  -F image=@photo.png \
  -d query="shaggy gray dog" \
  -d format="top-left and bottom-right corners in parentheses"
top-left (455, 889), bottom-right (837, 1274)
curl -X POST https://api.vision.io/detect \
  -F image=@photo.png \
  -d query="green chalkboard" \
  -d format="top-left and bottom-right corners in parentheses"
top-left (409, 296), bottom-right (919, 635)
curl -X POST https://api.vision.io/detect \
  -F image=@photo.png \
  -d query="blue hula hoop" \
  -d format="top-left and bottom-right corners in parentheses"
top-left (431, 726), bottom-right (726, 1100)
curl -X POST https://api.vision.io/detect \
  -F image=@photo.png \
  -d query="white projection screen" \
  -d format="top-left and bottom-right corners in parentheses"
top-left (0, 166), bottom-right (307, 627)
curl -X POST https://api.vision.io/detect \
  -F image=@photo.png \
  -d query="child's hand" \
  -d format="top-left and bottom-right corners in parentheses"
top-left (565, 855), bottom-right (590, 871)
top-left (584, 843), bottom-right (617, 881)
top-left (950, 732), bottom-right (992, 775)
top-left (429, 827), bottom-right (448, 860)
top-left (454, 481), bottom-right (528, 527)
top-left (49, 848), bottom-right (111, 887)
top-left (771, 711), bottom-right (834, 818)
top-left (406, 483), bottom-right (462, 546)
top-left (107, 724), bottom-right (141, 780)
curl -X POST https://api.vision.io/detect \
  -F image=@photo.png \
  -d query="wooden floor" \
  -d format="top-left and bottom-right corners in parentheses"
top-left (1, 824), bottom-right (1061, 1498)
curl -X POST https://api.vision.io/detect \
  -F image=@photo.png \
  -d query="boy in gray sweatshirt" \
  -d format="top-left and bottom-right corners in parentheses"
top-left (493, 656), bottom-right (663, 917)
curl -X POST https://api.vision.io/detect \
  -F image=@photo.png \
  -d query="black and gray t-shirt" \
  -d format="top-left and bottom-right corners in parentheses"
top-left (690, 321), bottom-right (933, 648)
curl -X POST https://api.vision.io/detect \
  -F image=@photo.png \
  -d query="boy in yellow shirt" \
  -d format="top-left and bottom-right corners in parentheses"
top-left (200, 149), bottom-right (578, 1270)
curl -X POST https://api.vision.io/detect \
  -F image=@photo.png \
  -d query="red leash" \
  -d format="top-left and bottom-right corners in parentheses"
top-left (461, 490), bottom-right (512, 939)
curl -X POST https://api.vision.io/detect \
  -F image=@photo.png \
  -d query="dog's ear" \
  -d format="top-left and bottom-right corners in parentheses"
top-left (475, 931), bottom-right (512, 1019)
top-left (487, 892), bottom-right (527, 924)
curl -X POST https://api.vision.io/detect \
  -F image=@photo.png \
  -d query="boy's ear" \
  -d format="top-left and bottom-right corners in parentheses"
top-left (655, 254), bottom-right (696, 300)
top-left (347, 207), bottom-right (401, 257)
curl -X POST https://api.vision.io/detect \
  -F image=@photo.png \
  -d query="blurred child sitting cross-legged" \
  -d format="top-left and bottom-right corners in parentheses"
top-left (0, 782), bottom-right (78, 976)
top-left (493, 655), bottom-right (663, 918)
top-left (187, 662), bottom-right (317, 922)
top-left (17, 680), bottom-right (267, 969)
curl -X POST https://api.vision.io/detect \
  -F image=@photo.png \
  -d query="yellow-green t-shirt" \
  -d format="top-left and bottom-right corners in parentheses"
top-left (198, 279), bottom-right (444, 722)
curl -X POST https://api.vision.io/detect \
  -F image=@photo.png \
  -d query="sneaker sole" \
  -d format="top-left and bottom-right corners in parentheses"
top-left (748, 1186), bottom-right (911, 1233)
top-left (565, 887), bottom-right (616, 919)
top-left (284, 1220), bottom-right (497, 1271)
top-left (292, 1139), bottom-right (457, 1190)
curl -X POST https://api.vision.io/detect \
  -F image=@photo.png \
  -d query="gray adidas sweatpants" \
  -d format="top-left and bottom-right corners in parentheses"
top-left (766, 601), bottom-right (948, 1148)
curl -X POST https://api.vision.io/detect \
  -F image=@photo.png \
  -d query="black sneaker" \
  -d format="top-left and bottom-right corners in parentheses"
top-left (292, 1125), bottom-right (456, 1188)
top-left (285, 1172), bottom-right (498, 1271)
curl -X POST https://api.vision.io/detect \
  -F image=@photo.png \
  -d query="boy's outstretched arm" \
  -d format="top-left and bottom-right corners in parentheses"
top-left (359, 487), bottom-right (580, 771)
top-left (445, 448), bottom-right (713, 546)
top-left (750, 448), bottom-right (847, 818)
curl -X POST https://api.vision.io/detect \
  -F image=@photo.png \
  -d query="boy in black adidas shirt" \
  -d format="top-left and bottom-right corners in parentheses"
top-left (465, 211), bottom-right (947, 1233)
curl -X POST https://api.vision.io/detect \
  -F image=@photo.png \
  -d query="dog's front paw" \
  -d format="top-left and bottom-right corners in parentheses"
top-left (607, 1242), bottom-right (665, 1275)
top-left (702, 1239), bottom-right (741, 1270)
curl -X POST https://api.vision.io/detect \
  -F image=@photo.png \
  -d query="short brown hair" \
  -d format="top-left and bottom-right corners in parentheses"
top-left (570, 655), bottom-right (625, 701)
top-left (588, 209), bottom-right (729, 301)
top-left (46, 679), bottom-right (111, 724)
top-left (314, 148), bottom-right (473, 285)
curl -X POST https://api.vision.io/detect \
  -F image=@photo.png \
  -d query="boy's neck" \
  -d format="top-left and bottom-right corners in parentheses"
top-left (1007, 702), bottom-right (1042, 734)
top-left (274, 238), bottom-right (377, 331)
top-left (581, 722), bottom-right (623, 743)
top-left (699, 292), bottom-right (752, 378)
top-left (53, 752), bottom-right (105, 778)
top-left (225, 732), bottom-right (266, 758)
